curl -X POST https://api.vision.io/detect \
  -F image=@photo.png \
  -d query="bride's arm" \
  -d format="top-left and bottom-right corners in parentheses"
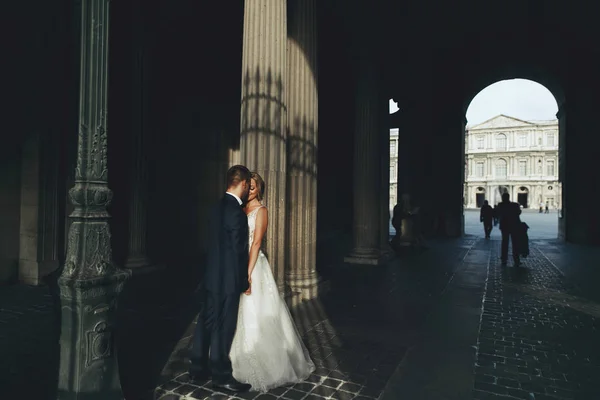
top-left (248, 208), bottom-right (268, 279)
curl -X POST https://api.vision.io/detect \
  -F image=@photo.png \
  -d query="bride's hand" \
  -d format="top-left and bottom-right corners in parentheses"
top-left (244, 285), bottom-right (251, 295)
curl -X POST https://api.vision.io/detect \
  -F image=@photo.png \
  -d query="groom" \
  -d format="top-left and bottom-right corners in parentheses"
top-left (189, 165), bottom-right (252, 392)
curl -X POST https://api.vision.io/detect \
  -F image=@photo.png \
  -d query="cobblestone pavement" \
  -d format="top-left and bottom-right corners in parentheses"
top-left (472, 242), bottom-right (600, 400)
top-left (5, 237), bottom-right (599, 400)
top-left (0, 238), bottom-right (471, 400)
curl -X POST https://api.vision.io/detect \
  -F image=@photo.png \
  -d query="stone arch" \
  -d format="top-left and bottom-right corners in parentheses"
top-left (460, 58), bottom-right (565, 119)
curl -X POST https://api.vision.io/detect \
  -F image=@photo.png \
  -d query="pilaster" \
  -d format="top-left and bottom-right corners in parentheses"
top-left (125, 1), bottom-right (150, 269)
top-left (240, 0), bottom-right (288, 290)
top-left (57, 1), bottom-right (130, 398)
top-left (18, 130), bottom-right (61, 285)
top-left (379, 93), bottom-right (394, 258)
top-left (285, 0), bottom-right (321, 300)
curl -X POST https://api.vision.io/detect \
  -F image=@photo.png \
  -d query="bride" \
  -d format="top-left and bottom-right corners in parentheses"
top-left (229, 172), bottom-right (315, 392)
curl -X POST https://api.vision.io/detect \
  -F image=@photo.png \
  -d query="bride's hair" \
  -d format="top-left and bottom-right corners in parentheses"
top-left (251, 172), bottom-right (265, 202)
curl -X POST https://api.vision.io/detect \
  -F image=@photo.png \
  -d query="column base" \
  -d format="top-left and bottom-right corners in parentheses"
top-left (344, 248), bottom-right (385, 265)
top-left (285, 272), bottom-right (329, 304)
top-left (57, 269), bottom-right (131, 400)
top-left (124, 254), bottom-right (151, 269)
top-left (284, 277), bottom-right (331, 308)
top-left (124, 263), bottom-right (165, 277)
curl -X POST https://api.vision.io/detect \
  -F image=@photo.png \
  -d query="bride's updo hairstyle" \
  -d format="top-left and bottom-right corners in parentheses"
top-left (251, 172), bottom-right (265, 202)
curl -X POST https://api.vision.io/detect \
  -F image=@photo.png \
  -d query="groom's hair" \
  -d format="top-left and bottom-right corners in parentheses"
top-left (226, 165), bottom-right (251, 189)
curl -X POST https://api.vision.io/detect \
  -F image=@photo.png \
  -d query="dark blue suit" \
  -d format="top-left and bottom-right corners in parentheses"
top-left (190, 194), bottom-right (250, 382)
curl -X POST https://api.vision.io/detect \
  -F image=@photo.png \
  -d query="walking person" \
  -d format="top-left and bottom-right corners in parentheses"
top-left (496, 192), bottom-right (522, 267)
top-left (480, 200), bottom-right (494, 239)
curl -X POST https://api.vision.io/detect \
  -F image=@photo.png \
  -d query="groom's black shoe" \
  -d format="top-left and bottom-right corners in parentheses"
top-left (212, 377), bottom-right (251, 393)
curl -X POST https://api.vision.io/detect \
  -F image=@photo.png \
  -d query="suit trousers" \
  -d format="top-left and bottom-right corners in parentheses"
top-left (189, 289), bottom-right (240, 383)
top-left (501, 229), bottom-right (519, 263)
top-left (483, 219), bottom-right (493, 237)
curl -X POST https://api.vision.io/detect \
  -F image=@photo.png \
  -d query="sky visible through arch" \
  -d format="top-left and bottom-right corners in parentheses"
top-left (388, 79), bottom-right (559, 126)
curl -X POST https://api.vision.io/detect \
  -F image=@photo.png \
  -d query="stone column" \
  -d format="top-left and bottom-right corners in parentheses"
top-left (344, 58), bottom-right (382, 265)
top-left (285, 0), bottom-right (320, 300)
top-left (57, 1), bottom-right (130, 398)
top-left (240, 0), bottom-right (288, 291)
top-left (125, 2), bottom-right (150, 268)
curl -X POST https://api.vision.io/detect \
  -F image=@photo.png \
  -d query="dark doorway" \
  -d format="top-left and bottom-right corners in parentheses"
top-left (518, 193), bottom-right (528, 208)
top-left (476, 193), bottom-right (485, 208)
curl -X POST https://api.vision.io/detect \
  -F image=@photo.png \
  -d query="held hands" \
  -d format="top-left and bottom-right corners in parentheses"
top-left (244, 276), bottom-right (252, 295)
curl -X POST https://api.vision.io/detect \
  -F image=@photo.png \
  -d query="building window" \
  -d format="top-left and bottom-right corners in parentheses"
top-left (547, 133), bottom-right (555, 146)
top-left (390, 163), bottom-right (397, 180)
top-left (519, 134), bottom-right (527, 147)
top-left (496, 134), bottom-right (507, 150)
top-left (390, 140), bottom-right (396, 156)
top-left (519, 160), bottom-right (527, 176)
top-left (475, 162), bottom-right (484, 177)
top-left (547, 160), bottom-right (555, 176)
top-left (476, 136), bottom-right (484, 149)
top-left (495, 159), bottom-right (507, 178)
top-left (538, 137), bottom-right (542, 145)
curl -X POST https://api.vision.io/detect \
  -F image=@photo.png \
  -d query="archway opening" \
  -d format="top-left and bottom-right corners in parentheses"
top-left (463, 78), bottom-right (561, 240)
top-left (389, 99), bottom-right (400, 237)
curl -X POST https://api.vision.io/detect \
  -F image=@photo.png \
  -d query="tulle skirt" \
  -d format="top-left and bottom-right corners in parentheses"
top-left (230, 252), bottom-right (315, 392)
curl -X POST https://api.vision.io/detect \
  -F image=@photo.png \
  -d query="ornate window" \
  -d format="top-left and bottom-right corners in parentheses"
top-left (476, 162), bottom-right (484, 177)
top-left (495, 159), bottom-right (507, 178)
top-left (519, 160), bottom-right (527, 176)
top-left (547, 160), bottom-right (555, 176)
top-left (547, 133), bottom-right (555, 146)
top-left (476, 136), bottom-right (484, 149)
top-left (496, 134), bottom-right (507, 150)
top-left (519, 134), bottom-right (527, 147)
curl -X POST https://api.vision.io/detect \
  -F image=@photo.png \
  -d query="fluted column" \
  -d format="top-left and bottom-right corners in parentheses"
top-left (57, 1), bottom-right (129, 398)
top-left (344, 59), bottom-right (382, 265)
top-left (285, 0), bottom-right (320, 299)
top-left (125, 1), bottom-right (150, 268)
top-left (240, 0), bottom-right (288, 291)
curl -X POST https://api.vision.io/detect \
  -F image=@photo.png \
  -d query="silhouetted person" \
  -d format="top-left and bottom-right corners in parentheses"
top-left (496, 192), bottom-right (522, 266)
top-left (493, 204), bottom-right (499, 226)
top-left (545, 201), bottom-right (549, 214)
top-left (480, 200), bottom-right (494, 239)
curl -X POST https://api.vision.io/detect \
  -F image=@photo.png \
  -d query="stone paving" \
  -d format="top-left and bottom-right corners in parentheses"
top-left (2, 237), bottom-right (600, 400)
top-left (151, 239), bottom-right (472, 400)
top-left (472, 243), bottom-right (600, 400)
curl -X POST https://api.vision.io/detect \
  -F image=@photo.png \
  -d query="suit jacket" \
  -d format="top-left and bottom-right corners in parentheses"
top-left (480, 204), bottom-right (494, 222)
top-left (203, 194), bottom-right (250, 295)
top-left (496, 201), bottom-right (521, 232)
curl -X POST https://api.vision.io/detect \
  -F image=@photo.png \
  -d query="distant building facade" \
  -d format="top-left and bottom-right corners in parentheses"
top-left (390, 128), bottom-right (399, 211)
top-left (464, 115), bottom-right (561, 209)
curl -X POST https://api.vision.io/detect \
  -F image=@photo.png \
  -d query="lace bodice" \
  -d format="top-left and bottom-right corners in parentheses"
top-left (247, 206), bottom-right (265, 249)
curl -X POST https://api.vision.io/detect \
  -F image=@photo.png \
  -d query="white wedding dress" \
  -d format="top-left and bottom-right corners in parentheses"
top-left (230, 206), bottom-right (315, 392)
